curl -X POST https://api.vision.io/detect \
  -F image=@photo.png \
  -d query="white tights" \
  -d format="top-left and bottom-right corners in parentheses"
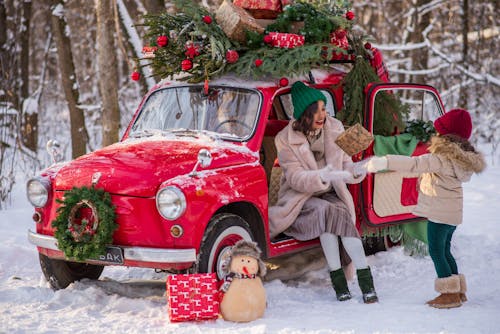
top-left (319, 233), bottom-right (368, 271)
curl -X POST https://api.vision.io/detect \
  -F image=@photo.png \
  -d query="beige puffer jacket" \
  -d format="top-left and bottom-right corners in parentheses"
top-left (386, 135), bottom-right (486, 226)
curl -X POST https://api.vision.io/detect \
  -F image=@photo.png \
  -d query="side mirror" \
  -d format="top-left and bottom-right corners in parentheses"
top-left (46, 139), bottom-right (63, 164)
top-left (189, 149), bottom-right (212, 176)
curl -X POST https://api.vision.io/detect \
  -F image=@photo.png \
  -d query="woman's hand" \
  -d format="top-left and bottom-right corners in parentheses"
top-left (319, 165), bottom-right (353, 183)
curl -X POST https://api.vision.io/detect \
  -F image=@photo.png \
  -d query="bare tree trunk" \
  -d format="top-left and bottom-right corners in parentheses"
top-left (19, 0), bottom-right (38, 152)
top-left (458, 0), bottom-right (469, 108)
top-left (50, 0), bottom-right (88, 158)
top-left (143, 0), bottom-right (165, 13)
top-left (0, 3), bottom-right (6, 46)
top-left (408, 0), bottom-right (431, 85)
top-left (96, 0), bottom-right (120, 147)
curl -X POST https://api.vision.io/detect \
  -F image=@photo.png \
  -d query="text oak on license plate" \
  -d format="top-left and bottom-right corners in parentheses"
top-left (95, 246), bottom-right (124, 264)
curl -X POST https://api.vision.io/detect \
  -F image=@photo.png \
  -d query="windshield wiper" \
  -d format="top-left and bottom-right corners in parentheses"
top-left (129, 129), bottom-right (169, 138)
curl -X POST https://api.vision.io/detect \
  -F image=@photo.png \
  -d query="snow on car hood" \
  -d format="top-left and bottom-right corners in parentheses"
top-left (53, 135), bottom-right (258, 197)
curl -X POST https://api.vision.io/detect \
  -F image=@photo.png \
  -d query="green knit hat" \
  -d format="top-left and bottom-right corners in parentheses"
top-left (291, 81), bottom-right (327, 119)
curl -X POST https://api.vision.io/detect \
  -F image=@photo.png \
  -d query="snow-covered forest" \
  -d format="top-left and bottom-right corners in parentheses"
top-left (0, 0), bottom-right (498, 208)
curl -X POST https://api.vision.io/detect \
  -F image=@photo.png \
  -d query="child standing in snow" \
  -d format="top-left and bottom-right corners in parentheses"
top-left (363, 109), bottom-right (485, 308)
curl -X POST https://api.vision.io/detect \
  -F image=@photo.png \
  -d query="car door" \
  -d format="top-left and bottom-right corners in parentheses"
top-left (360, 83), bottom-right (445, 227)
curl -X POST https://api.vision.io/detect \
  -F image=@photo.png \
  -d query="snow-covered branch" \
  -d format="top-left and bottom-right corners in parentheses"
top-left (116, 0), bottom-right (156, 90)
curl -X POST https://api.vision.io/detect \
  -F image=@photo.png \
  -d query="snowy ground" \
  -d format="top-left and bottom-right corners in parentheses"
top-left (1, 156), bottom-right (499, 333)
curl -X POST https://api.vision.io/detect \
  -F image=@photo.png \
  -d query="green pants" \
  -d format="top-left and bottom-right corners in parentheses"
top-left (427, 221), bottom-right (458, 278)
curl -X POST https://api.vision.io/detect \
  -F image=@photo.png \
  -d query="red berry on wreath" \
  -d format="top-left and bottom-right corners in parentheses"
top-left (202, 15), bottom-right (212, 24)
top-left (226, 50), bottom-right (239, 64)
top-left (263, 35), bottom-right (273, 44)
top-left (181, 59), bottom-right (193, 71)
top-left (131, 71), bottom-right (140, 81)
top-left (254, 59), bottom-right (263, 67)
top-left (364, 42), bottom-right (372, 50)
top-left (157, 35), bottom-right (168, 47)
top-left (346, 11), bottom-right (355, 20)
top-left (279, 77), bottom-right (289, 87)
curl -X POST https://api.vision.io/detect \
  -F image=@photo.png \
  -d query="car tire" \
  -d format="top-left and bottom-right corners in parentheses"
top-left (39, 253), bottom-right (104, 290)
top-left (197, 213), bottom-right (254, 280)
top-left (362, 236), bottom-right (387, 256)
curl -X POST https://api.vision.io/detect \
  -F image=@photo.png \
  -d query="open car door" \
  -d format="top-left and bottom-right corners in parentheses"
top-left (360, 83), bottom-right (445, 227)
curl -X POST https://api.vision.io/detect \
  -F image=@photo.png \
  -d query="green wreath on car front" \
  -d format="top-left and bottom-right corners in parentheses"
top-left (52, 186), bottom-right (117, 261)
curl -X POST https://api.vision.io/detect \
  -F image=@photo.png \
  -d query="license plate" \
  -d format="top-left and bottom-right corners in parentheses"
top-left (94, 246), bottom-right (124, 264)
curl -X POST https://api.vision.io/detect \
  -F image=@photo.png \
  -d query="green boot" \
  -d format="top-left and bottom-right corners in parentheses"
top-left (357, 267), bottom-right (378, 303)
top-left (330, 268), bottom-right (352, 301)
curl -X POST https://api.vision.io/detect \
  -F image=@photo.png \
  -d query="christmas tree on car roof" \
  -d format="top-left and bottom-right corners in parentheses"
top-left (133, 0), bottom-right (406, 136)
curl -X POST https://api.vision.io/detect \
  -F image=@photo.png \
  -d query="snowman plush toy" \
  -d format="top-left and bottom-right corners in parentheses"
top-left (219, 240), bottom-right (267, 322)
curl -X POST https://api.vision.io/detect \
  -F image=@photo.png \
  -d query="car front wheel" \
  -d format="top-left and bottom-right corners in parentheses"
top-left (197, 213), bottom-right (254, 280)
top-left (39, 253), bottom-right (104, 290)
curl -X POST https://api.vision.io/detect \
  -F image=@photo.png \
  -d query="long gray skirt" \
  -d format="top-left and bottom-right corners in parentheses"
top-left (285, 191), bottom-right (360, 241)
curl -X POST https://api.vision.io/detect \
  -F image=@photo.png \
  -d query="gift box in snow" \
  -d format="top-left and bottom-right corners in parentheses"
top-left (166, 273), bottom-right (220, 322)
top-left (267, 32), bottom-right (305, 49)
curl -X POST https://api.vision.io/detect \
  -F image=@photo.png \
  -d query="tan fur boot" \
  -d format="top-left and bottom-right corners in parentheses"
top-left (458, 273), bottom-right (467, 302)
top-left (426, 275), bottom-right (462, 309)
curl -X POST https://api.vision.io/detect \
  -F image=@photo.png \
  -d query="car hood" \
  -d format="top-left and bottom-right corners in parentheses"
top-left (54, 137), bottom-right (258, 197)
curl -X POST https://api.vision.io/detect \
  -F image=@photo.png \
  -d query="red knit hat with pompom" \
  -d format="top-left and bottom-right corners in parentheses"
top-left (433, 109), bottom-right (472, 140)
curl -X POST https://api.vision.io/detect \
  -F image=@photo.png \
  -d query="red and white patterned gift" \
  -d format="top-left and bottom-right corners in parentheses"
top-left (267, 32), bottom-right (305, 49)
top-left (329, 29), bottom-right (349, 60)
top-left (142, 46), bottom-right (158, 59)
top-left (166, 273), bottom-right (220, 322)
top-left (233, 0), bottom-right (288, 12)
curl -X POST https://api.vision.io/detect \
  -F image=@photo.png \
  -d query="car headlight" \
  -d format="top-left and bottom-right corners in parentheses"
top-left (156, 186), bottom-right (186, 220)
top-left (26, 177), bottom-right (50, 208)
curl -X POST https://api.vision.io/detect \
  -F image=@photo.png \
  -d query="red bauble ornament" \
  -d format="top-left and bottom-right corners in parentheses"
top-left (202, 15), bottom-right (212, 24)
top-left (346, 11), bottom-right (355, 20)
top-left (279, 77), bottom-right (289, 87)
top-left (254, 59), bottom-right (263, 67)
top-left (364, 42), bottom-right (372, 50)
top-left (157, 35), bottom-right (168, 47)
top-left (131, 71), bottom-right (140, 81)
top-left (263, 35), bottom-right (273, 44)
top-left (181, 59), bottom-right (193, 71)
top-left (226, 50), bottom-right (239, 64)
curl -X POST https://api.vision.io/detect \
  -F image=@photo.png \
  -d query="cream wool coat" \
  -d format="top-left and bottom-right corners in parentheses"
top-left (385, 135), bottom-right (486, 226)
top-left (269, 116), bottom-right (363, 238)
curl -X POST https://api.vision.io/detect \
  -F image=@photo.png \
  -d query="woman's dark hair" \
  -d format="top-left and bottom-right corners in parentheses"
top-left (292, 102), bottom-right (319, 136)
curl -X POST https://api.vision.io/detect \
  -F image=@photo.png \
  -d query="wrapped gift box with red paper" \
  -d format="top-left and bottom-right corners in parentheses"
top-left (329, 29), bottom-right (350, 60)
top-left (166, 273), bottom-right (220, 322)
top-left (142, 46), bottom-right (158, 59)
top-left (233, 0), bottom-right (290, 19)
top-left (267, 32), bottom-right (305, 49)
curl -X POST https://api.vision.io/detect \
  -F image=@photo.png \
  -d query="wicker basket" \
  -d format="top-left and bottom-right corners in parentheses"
top-left (215, 1), bottom-right (264, 43)
top-left (335, 123), bottom-right (374, 156)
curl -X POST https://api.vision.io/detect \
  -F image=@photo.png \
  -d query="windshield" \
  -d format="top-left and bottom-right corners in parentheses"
top-left (129, 86), bottom-right (261, 140)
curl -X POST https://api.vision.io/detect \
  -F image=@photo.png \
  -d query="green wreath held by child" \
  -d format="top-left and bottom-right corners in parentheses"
top-left (52, 186), bottom-right (117, 261)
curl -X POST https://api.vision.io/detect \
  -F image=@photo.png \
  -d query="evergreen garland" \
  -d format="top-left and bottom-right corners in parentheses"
top-left (405, 119), bottom-right (436, 142)
top-left (266, 2), bottom-right (349, 43)
top-left (52, 186), bottom-right (117, 261)
top-left (227, 43), bottom-right (340, 79)
top-left (337, 50), bottom-right (409, 136)
top-left (141, 0), bottom-right (234, 83)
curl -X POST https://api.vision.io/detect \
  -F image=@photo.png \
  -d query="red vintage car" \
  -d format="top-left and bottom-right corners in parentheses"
top-left (26, 69), bottom-right (445, 289)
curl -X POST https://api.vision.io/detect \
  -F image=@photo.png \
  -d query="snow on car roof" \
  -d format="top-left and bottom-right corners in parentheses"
top-left (155, 67), bottom-right (347, 90)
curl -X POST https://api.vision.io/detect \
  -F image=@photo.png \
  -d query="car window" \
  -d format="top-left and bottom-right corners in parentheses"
top-left (373, 88), bottom-right (442, 124)
top-left (278, 89), bottom-right (336, 119)
top-left (129, 86), bottom-right (261, 140)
